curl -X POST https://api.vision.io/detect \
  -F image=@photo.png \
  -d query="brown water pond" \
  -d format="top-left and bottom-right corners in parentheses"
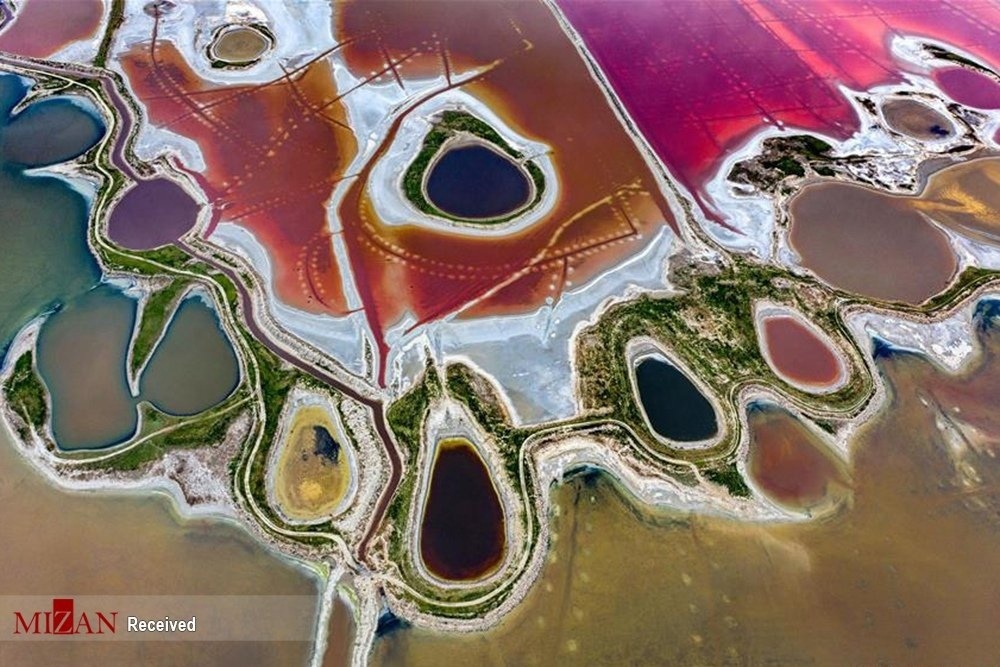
top-left (210, 25), bottom-right (271, 65)
top-left (746, 404), bottom-right (851, 513)
top-left (759, 313), bottom-right (844, 390)
top-left (881, 98), bottom-right (954, 140)
top-left (419, 438), bottom-right (505, 581)
top-left (373, 305), bottom-right (1000, 665)
top-left (789, 180), bottom-right (957, 303)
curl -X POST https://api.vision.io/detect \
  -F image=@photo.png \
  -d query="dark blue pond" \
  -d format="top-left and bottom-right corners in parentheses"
top-left (635, 356), bottom-right (718, 442)
top-left (425, 144), bottom-right (531, 220)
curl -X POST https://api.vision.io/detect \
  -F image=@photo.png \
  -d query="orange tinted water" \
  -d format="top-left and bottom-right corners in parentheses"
top-left (334, 0), bottom-right (677, 367)
top-left (747, 405), bottom-right (850, 512)
top-left (120, 41), bottom-right (356, 316)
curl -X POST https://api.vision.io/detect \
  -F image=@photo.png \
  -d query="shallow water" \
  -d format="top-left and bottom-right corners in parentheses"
top-left (374, 316), bottom-right (1000, 665)
top-left (211, 26), bottom-right (270, 64)
top-left (140, 296), bottom-right (240, 416)
top-left (36, 285), bottom-right (138, 450)
top-left (0, 422), bottom-right (320, 666)
top-left (881, 98), bottom-right (953, 140)
top-left (0, 75), bottom-right (100, 355)
top-left (273, 405), bottom-right (352, 522)
top-left (916, 157), bottom-right (1000, 246)
top-left (746, 404), bottom-right (850, 512)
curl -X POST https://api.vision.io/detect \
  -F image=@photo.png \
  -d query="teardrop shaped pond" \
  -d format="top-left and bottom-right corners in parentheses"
top-left (419, 438), bottom-right (505, 581)
top-left (633, 354), bottom-right (718, 443)
top-left (272, 404), bottom-right (353, 522)
top-left (425, 144), bottom-right (531, 220)
top-left (759, 313), bottom-right (844, 391)
top-left (747, 404), bottom-right (850, 513)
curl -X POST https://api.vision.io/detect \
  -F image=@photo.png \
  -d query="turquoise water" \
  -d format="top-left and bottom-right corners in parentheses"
top-left (0, 74), bottom-right (103, 355)
top-left (1, 96), bottom-right (106, 167)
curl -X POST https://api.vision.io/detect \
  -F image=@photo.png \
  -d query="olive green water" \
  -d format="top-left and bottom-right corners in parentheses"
top-left (35, 290), bottom-right (241, 450)
top-left (373, 314), bottom-right (1000, 665)
top-left (140, 295), bottom-right (240, 416)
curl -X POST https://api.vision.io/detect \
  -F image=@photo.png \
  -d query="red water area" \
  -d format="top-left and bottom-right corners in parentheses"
top-left (555, 0), bottom-right (1000, 223)
top-left (933, 67), bottom-right (1000, 109)
top-left (334, 1), bottom-right (675, 379)
top-left (0, 0), bottom-right (103, 59)
top-left (120, 41), bottom-right (356, 315)
top-left (761, 315), bottom-right (842, 388)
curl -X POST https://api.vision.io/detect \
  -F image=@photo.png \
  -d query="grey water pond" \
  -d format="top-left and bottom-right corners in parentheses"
top-left (139, 295), bottom-right (240, 416)
top-left (37, 289), bottom-right (240, 450)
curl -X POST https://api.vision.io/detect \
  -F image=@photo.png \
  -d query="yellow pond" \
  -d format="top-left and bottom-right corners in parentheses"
top-left (273, 405), bottom-right (352, 522)
top-left (915, 156), bottom-right (1000, 246)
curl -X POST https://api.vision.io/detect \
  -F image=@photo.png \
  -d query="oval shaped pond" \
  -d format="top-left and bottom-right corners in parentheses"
top-left (933, 67), bottom-right (1000, 109)
top-left (747, 405), bottom-right (850, 513)
top-left (273, 405), bottom-right (353, 522)
top-left (634, 355), bottom-right (718, 442)
top-left (139, 294), bottom-right (239, 416)
top-left (36, 285), bottom-right (138, 450)
top-left (425, 144), bottom-right (531, 220)
top-left (211, 25), bottom-right (271, 65)
top-left (788, 180), bottom-right (957, 304)
top-left (759, 313), bottom-right (844, 390)
top-left (420, 438), bottom-right (505, 581)
top-left (881, 98), bottom-right (953, 140)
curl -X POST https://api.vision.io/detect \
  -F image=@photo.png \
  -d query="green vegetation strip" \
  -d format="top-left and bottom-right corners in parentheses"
top-left (129, 278), bottom-right (190, 375)
top-left (3, 352), bottom-right (47, 441)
